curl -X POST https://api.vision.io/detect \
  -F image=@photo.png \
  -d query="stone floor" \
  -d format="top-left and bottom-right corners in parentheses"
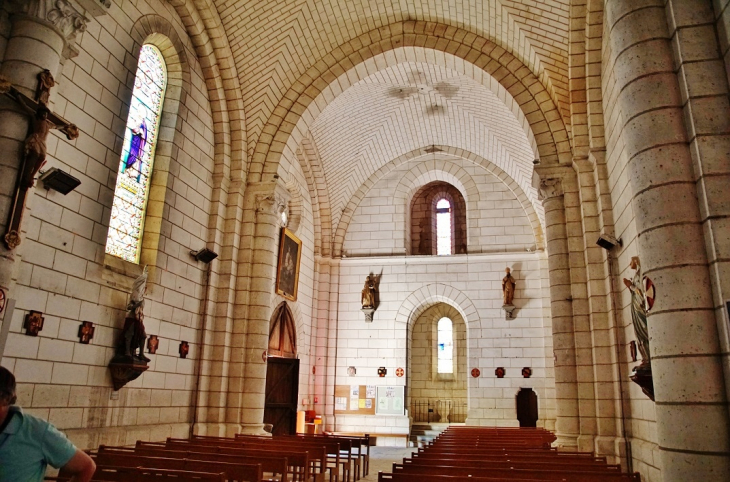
top-left (361, 447), bottom-right (417, 482)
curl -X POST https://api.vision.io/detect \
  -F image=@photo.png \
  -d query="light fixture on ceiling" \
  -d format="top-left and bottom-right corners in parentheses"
top-left (424, 145), bottom-right (443, 154)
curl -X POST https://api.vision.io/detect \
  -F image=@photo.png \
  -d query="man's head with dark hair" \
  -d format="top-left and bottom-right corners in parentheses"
top-left (0, 366), bottom-right (17, 406)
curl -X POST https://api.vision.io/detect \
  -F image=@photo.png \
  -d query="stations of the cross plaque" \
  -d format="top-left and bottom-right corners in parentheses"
top-left (0, 70), bottom-right (80, 250)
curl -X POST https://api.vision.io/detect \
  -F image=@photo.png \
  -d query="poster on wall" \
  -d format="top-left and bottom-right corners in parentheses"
top-left (335, 397), bottom-right (347, 411)
top-left (375, 386), bottom-right (405, 415)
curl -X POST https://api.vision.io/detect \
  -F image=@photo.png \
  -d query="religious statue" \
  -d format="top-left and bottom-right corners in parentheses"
top-left (502, 267), bottom-right (516, 306)
top-left (36, 69), bottom-right (55, 106)
top-left (18, 99), bottom-right (79, 188)
top-left (361, 275), bottom-right (376, 309)
top-left (119, 266), bottom-right (150, 362)
top-left (623, 256), bottom-right (650, 363)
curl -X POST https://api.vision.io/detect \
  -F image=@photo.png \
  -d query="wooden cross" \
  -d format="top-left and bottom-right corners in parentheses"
top-left (0, 70), bottom-right (79, 249)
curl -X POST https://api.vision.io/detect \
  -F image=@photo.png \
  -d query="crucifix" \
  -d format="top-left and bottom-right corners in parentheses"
top-left (0, 70), bottom-right (79, 250)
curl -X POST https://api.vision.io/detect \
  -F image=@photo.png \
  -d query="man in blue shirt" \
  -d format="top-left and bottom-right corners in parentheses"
top-left (0, 366), bottom-right (95, 481)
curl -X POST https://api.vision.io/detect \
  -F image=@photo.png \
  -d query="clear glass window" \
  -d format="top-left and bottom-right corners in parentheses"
top-left (105, 45), bottom-right (167, 263)
top-left (437, 317), bottom-right (454, 373)
top-left (436, 198), bottom-right (451, 255)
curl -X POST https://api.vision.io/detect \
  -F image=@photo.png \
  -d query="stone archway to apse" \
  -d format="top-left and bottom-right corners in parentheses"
top-left (395, 284), bottom-right (479, 424)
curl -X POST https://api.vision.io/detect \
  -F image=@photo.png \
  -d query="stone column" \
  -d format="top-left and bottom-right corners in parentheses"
top-left (606, 1), bottom-right (730, 479)
top-left (237, 188), bottom-right (285, 434)
top-left (540, 177), bottom-right (580, 448)
top-left (0, 5), bottom-right (85, 359)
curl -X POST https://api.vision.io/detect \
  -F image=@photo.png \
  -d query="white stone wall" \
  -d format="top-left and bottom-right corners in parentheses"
top-left (333, 253), bottom-right (555, 433)
top-left (276, 151), bottom-right (318, 411)
top-left (343, 156), bottom-right (538, 257)
top-left (0, 0), bottom-right (216, 449)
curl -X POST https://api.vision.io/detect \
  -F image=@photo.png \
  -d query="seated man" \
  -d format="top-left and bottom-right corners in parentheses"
top-left (0, 366), bottom-right (95, 482)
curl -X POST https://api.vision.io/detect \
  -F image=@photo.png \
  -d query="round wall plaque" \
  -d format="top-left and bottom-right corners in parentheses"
top-left (471, 368), bottom-right (480, 378)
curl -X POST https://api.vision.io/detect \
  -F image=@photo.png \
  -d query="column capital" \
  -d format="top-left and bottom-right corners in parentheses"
top-left (6, 0), bottom-right (91, 59)
top-left (538, 178), bottom-right (564, 200)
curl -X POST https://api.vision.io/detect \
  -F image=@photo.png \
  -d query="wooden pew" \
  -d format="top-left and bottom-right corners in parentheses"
top-left (92, 451), bottom-right (263, 482)
top-left (100, 445), bottom-right (290, 482)
top-left (380, 470), bottom-right (641, 482)
top-left (161, 439), bottom-right (315, 482)
top-left (181, 435), bottom-right (336, 482)
top-left (57, 465), bottom-right (225, 481)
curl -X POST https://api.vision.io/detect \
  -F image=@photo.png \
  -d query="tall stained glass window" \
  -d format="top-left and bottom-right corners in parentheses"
top-left (105, 45), bottom-right (167, 263)
top-left (437, 317), bottom-right (454, 373)
top-left (436, 198), bottom-right (452, 255)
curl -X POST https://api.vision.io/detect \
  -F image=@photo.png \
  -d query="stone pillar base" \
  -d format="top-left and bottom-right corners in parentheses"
top-left (238, 422), bottom-right (270, 436)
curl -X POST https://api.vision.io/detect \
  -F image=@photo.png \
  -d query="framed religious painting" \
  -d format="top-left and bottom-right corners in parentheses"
top-left (276, 228), bottom-right (302, 301)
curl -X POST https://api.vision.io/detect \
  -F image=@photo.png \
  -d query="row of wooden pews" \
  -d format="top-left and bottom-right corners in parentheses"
top-left (379, 426), bottom-right (642, 482)
top-left (50, 432), bottom-right (370, 482)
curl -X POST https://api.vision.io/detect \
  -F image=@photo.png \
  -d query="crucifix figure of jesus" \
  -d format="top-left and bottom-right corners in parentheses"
top-left (0, 70), bottom-right (79, 249)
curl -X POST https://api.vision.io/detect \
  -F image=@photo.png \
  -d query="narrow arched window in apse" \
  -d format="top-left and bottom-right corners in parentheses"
top-left (437, 317), bottom-right (454, 373)
top-left (105, 45), bottom-right (167, 263)
top-left (436, 198), bottom-right (452, 255)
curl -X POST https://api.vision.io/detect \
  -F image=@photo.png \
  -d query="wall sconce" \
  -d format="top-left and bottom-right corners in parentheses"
top-left (39, 168), bottom-right (81, 195)
top-left (596, 233), bottom-right (622, 250)
top-left (190, 247), bottom-right (218, 263)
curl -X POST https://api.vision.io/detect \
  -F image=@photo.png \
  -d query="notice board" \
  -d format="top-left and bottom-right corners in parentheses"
top-left (334, 385), bottom-right (377, 415)
top-left (375, 386), bottom-right (405, 415)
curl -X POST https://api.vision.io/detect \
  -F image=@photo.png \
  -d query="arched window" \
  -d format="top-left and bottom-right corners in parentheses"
top-left (436, 198), bottom-right (451, 255)
top-left (105, 45), bottom-right (167, 263)
top-left (437, 317), bottom-right (454, 373)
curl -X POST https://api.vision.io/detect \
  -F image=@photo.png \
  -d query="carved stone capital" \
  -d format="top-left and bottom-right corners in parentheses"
top-left (255, 193), bottom-right (288, 220)
top-left (7, 0), bottom-right (89, 58)
top-left (538, 178), bottom-right (563, 200)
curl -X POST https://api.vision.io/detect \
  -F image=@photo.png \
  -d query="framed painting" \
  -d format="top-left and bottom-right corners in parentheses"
top-left (276, 227), bottom-right (302, 301)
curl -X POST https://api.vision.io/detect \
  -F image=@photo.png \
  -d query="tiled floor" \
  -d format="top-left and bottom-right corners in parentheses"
top-left (361, 447), bottom-right (417, 482)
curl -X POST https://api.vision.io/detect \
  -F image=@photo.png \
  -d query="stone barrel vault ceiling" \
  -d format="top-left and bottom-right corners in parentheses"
top-left (211, 0), bottom-right (571, 159)
top-left (305, 61), bottom-right (541, 232)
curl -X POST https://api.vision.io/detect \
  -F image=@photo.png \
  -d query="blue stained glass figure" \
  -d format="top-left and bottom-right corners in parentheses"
top-left (121, 121), bottom-right (147, 183)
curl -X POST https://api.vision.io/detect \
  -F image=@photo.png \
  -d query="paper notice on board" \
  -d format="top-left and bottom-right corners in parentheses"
top-left (393, 397), bottom-right (403, 411)
top-left (358, 399), bottom-right (366, 408)
top-left (350, 397), bottom-right (359, 410)
top-left (365, 399), bottom-right (372, 409)
top-left (366, 385), bottom-right (376, 398)
top-left (378, 397), bottom-right (389, 411)
top-left (386, 387), bottom-right (395, 398)
top-left (335, 397), bottom-right (347, 411)
top-left (350, 385), bottom-right (359, 397)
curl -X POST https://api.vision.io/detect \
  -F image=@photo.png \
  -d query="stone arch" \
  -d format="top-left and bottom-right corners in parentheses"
top-left (250, 21), bottom-right (571, 186)
top-left (395, 283), bottom-right (479, 331)
top-left (295, 139), bottom-right (332, 256)
top-left (335, 147), bottom-right (544, 257)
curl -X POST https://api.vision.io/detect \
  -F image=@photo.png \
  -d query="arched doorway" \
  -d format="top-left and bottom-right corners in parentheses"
top-left (264, 302), bottom-right (299, 435)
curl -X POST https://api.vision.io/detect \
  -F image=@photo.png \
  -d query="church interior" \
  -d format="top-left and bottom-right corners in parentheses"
top-left (0, 1), bottom-right (729, 481)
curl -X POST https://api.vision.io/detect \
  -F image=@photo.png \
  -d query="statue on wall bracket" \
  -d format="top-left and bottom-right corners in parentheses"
top-left (623, 256), bottom-right (655, 401)
top-left (502, 267), bottom-right (516, 319)
top-left (108, 267), bottom-right (150, 390)
top-left (361, 272), bottom-right (380, 322)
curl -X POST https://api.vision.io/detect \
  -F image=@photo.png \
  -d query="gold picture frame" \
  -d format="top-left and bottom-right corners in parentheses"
top-left (276, 227), bottom-right (302, 301)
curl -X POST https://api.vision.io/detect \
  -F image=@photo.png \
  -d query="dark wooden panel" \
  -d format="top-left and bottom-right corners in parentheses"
top-left (264, 357), bottom-right (299, 435)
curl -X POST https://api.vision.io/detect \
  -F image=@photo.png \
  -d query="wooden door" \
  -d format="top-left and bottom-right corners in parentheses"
top-left (516, 387), bottom-right (538, 427)
top-left (263, 357), bottom-right (300, 435)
